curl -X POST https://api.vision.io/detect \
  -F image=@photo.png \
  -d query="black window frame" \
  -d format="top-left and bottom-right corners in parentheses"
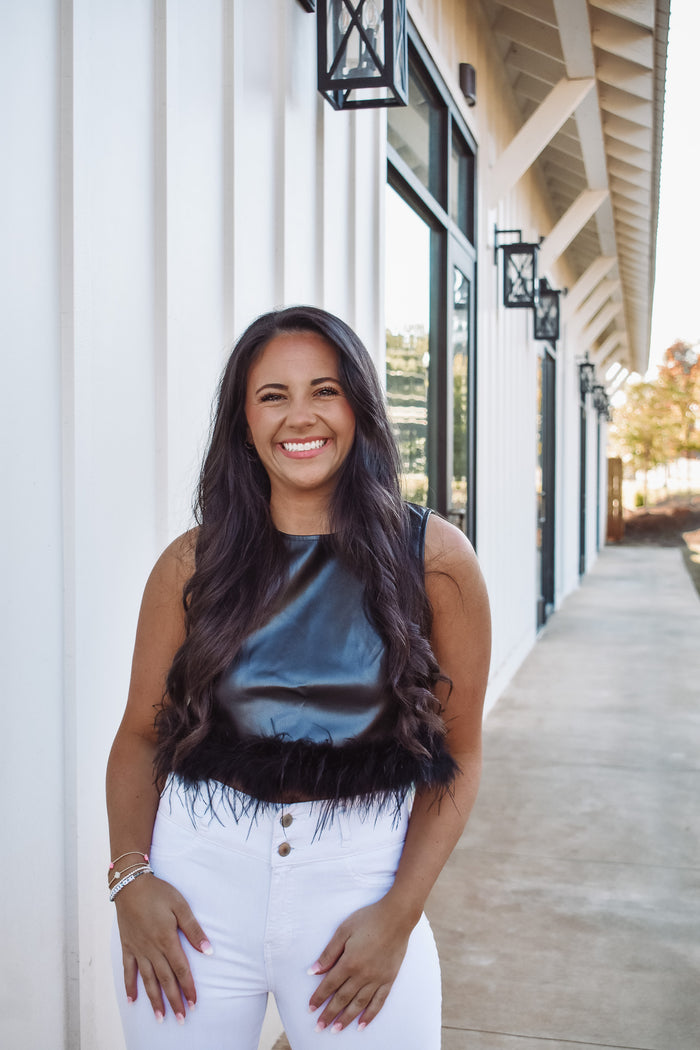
top-left (386, 29), bottom-right (478, 544)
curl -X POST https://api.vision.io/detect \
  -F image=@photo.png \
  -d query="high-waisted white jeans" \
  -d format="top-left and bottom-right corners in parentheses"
top-left (111, 777), bottom-right (442, 1050)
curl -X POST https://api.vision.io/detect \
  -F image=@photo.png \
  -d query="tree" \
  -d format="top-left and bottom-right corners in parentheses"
top-left (610, 339), bottom-right (700, 500)
top-left (656, 340), bottom-right (700, 470)
top-left (610, 381), bottom-right (674, 501)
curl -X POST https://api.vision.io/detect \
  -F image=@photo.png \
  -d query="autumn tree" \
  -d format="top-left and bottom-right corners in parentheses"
top-left (610, 381), bottom-right (675, 501)
top-left (656, 340), bottom-right (700, 466)
top-left (610, 339), bottom-right (700, 500)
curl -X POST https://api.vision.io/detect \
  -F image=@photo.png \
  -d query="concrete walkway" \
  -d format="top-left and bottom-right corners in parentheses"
top-left (429, 545), bottom-right (700, 1050)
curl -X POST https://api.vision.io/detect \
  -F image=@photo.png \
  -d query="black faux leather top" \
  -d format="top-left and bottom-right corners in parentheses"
top-left (160, 503), bottom-right (458, 811)
top-left (215, 532), bottom-right (388, 744)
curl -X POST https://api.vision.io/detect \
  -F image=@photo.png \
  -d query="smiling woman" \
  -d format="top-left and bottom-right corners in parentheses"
top-left (244, 331), bottom-right (356, 529)
top-left (106, 305), bottom-right (491, 1050)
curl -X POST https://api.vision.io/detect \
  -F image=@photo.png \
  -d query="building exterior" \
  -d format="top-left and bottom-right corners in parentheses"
top-left (1, 2), bottom-right (668, 1047)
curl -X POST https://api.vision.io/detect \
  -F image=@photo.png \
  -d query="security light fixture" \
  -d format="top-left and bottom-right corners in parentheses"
top-left (459, 63), bottom-right (476, 107)
top-left (494, 227), bottom-right (539, 308)
top-left (316, 0), bottom-right (408, 110)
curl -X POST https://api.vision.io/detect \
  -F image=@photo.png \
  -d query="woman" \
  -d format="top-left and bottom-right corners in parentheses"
top-left (107, 305), bottom-right (491, 1049)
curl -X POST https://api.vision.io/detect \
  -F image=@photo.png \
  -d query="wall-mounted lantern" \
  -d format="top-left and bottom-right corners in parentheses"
top-left (579, 356), bottom-right (595, 399)
top-left (534, 280), bottom-right (561, 342)
top-left (592, 384), bottom-right (610, 420)
top-left (316, 0), bottom-right (408, 110)
top-left (494, 227), bottom-right (540, 308)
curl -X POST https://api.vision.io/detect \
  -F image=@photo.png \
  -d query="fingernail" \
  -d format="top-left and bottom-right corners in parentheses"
top-left (315, 1020), bottom-right (327, 1032)
top-left (155, 1010), bottom-right (164, 1024)
top-left (200, 939), bottom-right (213, 956)
top-left (176, 1013), bottom-right (185, 1026)
top-left (308, 1004), bottom-right (317, 1013)
top-left (307, 961), bottom-right (322, 975)
top-left (331, 1022), bottom-right (343, 1033)
top-left (358, 1022), bottom-right (367, 1031)
top-left (126, 996), bottom-right (134, 1005)
top-left (187, 1000), bottom-right (196, 1011)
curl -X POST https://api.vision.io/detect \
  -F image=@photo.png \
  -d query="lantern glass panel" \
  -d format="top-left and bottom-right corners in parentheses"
top-left (503, 243), bottom-right (537, 307)
top-left (534, 289), bottom-right (559, 341)
top-left (327, 0), bottom-right (383, 80)
top-left (393, 0), bottom-right (407, 98)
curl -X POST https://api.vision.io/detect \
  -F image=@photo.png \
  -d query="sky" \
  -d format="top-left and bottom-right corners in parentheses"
top-left (647, 0), bottom-right (700, 375)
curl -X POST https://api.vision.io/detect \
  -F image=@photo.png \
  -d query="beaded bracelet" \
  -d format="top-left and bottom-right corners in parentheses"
top-left (108, 860), bottom-right (147, 885)
top-left (109, 865), bottom-right (154, 902)
top-left (109, 851), bottom-right (149, 881)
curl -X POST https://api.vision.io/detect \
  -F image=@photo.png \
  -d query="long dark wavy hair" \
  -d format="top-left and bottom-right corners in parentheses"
top-left (155, 305), bottom-right (446, 781)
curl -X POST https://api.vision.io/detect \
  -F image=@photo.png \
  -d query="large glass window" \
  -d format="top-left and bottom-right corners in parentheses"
top-left (451, 266), bottom-right (470, 524)
top-left (386, 36), bottom-right (477, 540)
top-left (385, 187), bottom-right (431, 506)
top-left (387, 64), bottom-right (445, 204)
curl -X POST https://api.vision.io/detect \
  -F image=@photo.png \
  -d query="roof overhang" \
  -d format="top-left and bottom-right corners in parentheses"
top-left (483, 0), bottom-right (669, 374)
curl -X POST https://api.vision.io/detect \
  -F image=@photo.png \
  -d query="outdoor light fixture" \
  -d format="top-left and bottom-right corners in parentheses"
top-left (579, 356), bottom-right (595, 399)
top-left (592, 384), bottom-right (609, 417)
top-left (534, 280), bottom-right (561, 342)
top-left (316, 0), bottom-right (408, 110)
top-left (494, 227), bottom-right (540, 308)
top-left (459, 63), bottom-right (476, 107)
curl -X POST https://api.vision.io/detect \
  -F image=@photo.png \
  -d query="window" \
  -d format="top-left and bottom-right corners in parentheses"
top-left (385, 35), bottom-right (477, 540)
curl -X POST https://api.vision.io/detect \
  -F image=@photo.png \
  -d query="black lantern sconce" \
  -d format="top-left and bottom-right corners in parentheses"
top-left (494, 227), bottom-right (540, 309)
top-left (316, 0), bottom-right (408, 110)
top-left (578, 356), bottom-right (595, 400)
top-left (592, 384), bottom-right (610, 420)
top-left (534, 280), bottom-right (561, 342)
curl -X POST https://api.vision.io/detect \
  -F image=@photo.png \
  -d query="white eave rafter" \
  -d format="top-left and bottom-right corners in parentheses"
top-left (484, 0), bottom-right (669, 374)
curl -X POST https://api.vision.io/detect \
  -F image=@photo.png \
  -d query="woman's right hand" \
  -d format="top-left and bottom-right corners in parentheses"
top-left (114, 872), bottom-right (212, 1023)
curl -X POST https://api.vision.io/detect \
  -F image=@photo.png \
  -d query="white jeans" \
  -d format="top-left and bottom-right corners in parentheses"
top-left (111, 778), bottom-right (442, 1050)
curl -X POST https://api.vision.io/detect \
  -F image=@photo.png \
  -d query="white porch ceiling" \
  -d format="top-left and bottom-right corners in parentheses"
top-left (482, 0), bottom-right (669, 374)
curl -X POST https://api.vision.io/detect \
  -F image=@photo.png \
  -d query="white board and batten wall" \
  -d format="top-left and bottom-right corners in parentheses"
top-left (1, 2), bottom-right (602, 1047)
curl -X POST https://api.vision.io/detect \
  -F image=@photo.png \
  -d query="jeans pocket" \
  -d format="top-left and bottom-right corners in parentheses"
top-left (342, 839), bottom-right (405, 888)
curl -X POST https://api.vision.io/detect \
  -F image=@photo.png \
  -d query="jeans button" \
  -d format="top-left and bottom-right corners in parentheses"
top-left (280, 813), bottom-right (293, 828)
top-left (278, 842), bottom-right (292, 857)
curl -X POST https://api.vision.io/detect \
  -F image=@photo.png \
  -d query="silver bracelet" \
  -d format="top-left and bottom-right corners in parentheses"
top-left (109, 865), bottom-right (154, 902)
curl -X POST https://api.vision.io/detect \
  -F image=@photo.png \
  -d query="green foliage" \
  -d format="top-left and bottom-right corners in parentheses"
top-left (610, 341), bottom-right (700, 488)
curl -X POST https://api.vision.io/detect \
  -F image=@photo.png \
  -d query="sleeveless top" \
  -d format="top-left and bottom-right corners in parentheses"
top-left (162, 504), bottom-right (458, 815)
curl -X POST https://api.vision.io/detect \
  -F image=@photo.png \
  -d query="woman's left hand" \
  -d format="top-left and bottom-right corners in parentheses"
top-left (307, 895), bottom-right (417, 1032)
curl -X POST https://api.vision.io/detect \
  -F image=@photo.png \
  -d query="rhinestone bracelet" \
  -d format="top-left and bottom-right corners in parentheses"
top-left (109, 865), bottom-right (154, 902)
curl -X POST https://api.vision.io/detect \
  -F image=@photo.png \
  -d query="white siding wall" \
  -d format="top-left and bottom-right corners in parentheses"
top-left (2, 1), bottom-right (611, 1046)
top-left (1, 3), bottom-right (66, 1047)
top-left (1, 2), bottom-right (382, 1047)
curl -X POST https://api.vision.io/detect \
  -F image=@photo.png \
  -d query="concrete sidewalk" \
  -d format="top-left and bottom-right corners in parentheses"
top-left (429, 545), bottom-right (700, 1050)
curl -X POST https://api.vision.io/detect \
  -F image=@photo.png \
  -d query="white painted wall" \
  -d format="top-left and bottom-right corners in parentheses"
top-left (1, 0), bottom-right (614, 1046)
top-left (1, 3), bottom-right (66, 1047)
top-left (1, 2), bottom-right (381, 1047)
